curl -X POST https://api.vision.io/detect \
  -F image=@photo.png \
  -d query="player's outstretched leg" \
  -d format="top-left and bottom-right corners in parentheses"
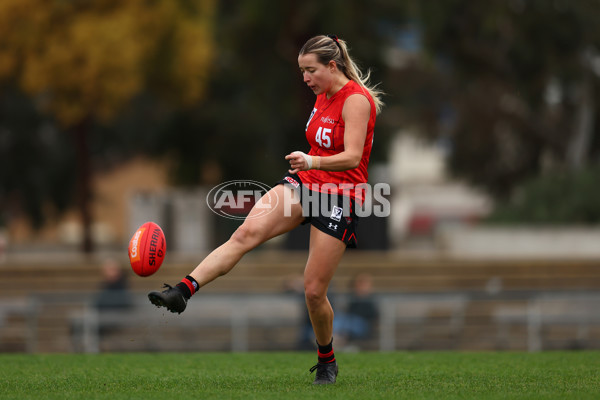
top-left (148, 184), bottom-right (303, 314)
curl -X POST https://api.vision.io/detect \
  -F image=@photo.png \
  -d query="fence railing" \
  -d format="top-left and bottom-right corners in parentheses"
top-left (3, 291), bottom-right (600, 353)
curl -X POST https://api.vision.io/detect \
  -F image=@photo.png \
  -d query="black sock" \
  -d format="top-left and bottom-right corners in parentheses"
top-left (176, 275), bottom-right (199, 300)
top-left (317, 338), bottom-right (335, 364)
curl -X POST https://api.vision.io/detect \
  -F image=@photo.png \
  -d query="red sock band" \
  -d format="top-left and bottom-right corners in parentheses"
top-left (318, 349), bottom-right (334, 359)
top-left (181, 278), bottom-right (196, 296)
top-left (317, 340), bottom-right (335, 364)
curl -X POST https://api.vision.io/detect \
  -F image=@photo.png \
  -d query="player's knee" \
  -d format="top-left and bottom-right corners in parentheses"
top-left (304, 282), bottom-right (327, 309)
top-left (229, 224), bottom-right (262, 250)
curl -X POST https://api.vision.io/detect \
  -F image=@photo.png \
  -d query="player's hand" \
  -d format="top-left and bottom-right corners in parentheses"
top-left (285, 151), bottom-right (311, 174)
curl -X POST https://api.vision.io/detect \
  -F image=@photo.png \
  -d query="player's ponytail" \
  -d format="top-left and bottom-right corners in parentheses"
top-left (299, 35), bottom-right (384, 115)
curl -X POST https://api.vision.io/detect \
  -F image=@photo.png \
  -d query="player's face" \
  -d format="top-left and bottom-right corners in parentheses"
top-left (298, 53), bottom-right (334, 96)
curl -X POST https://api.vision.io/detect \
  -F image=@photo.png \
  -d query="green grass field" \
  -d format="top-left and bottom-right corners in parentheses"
top-left (1, 352), bottom-right (599, 400)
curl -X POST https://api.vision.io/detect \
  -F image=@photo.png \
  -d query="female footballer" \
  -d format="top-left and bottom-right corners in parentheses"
top-left (149, 34), bottom-right (383, 385)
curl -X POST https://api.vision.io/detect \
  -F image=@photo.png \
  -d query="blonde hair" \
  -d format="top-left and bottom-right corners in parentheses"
top-left (299, 35), bottom-right (384, 114)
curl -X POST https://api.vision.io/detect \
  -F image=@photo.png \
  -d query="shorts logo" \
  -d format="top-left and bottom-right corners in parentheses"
top-left (330, 206), bottom-right (343, 222)
top-left (328, 223), bottom-right (338, 231)
top-left (284, 176), bottom-right (300, 188)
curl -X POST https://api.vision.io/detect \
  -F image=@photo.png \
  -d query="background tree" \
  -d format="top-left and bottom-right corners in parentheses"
top-left (398, 0), bottom-right (600, 201)
top-left (0, 0), bottom-right (215, 252)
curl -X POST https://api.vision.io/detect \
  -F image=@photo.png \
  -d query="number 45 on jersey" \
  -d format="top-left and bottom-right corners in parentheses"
top-left (315, 127), bottom-right (331, 148)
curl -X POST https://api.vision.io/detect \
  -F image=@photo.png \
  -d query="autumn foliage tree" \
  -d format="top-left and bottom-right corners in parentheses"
top-left (0, 0), bottom-right (215, 252)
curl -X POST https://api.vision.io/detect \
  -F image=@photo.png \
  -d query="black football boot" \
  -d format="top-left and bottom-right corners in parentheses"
top-left (148, 284), bottom-right (187, 314)
top-left (310, 361), bottom-right (338, 385)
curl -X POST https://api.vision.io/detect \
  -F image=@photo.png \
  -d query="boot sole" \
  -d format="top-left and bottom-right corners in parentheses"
top-left (148, 292), bottom-right (185, 314)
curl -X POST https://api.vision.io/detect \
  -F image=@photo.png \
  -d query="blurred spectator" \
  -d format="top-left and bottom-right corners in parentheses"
top-left (94, 258), bottom-right (133, 311)
top-left (283, 274), bottom-right (340, 351)
top-left (71, 258), bottom-right (133, 351)
top-left (334, 273), bottom-right (379, 348)
top-left (283, 274), bottom-right (314, 350)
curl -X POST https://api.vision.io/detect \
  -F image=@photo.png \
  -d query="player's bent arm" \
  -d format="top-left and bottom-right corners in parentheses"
top-left (317, 94), bottom-right (370, 171)
top-left (285, 94), bottom-right (370, 173)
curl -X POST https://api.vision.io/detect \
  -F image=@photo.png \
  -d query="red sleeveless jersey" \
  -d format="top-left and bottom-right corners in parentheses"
top-left (297, 80), bottom-right (376, 204)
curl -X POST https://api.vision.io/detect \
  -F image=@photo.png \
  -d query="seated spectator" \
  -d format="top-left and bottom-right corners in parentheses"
top-left (283, 274), bottom-right (315, 350)
top-left (94, 258), bottom-right (133, 311)
top-left (71, 258), bottom-right (133, 351)
top-left (334, 273), bottom-right (379, 347)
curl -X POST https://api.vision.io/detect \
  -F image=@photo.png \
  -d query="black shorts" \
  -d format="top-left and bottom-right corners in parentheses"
top-left (276, 173), bottom-right (358, 248)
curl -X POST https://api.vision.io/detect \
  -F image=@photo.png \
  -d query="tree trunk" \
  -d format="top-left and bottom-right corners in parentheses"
top-left (566, 70), bottom-right (595, 170)
top-left (73, 117), bottom-right (93, 254)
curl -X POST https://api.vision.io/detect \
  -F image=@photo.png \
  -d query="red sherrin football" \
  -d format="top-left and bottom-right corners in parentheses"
top-left (128, 221), bottom-right (166, 277)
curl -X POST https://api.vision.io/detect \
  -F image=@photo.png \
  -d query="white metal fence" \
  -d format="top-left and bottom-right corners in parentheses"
top-left (2, 292), bottom-right (600, 353)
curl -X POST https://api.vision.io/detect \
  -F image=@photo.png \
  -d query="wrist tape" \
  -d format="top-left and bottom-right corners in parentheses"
top-left (293, 151), bottom-right (320, 170)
